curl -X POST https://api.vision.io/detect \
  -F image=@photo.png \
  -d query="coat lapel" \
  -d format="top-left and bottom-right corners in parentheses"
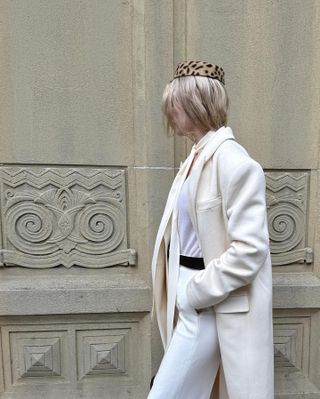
top-left (186, 127), bottom-right (236, 244)
top-left (151, 147), bottom-right (196, 325)
top-left (166, 203), bottom-right (180, 345)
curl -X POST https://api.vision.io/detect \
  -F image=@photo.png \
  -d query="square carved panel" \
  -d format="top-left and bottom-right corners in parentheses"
top-left (5, 330), bottom-right (69, 386)
top-left (273, 311), bottom-right (320, 396)
top-left (0, 166), bottom-right (136, 268)
top-left (0, 315), bottom-right (145, 395)
top-left (274, 315), bottom-right (310, 373)
top-left (76, 328), bottom-right (130, 379)
top-left (265, 171), bottom-right (313, 266)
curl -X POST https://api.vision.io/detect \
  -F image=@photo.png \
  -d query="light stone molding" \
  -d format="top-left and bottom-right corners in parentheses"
top-left (0, 314), bottom-right (145, 396)
top-left (265, 171), bottom-right (313, 266)
top-left (273, 311), bottom-right (320, 396)
top-left (77, 328), bottom-right (129, 379)
top-left (8, 330), bottom-right (69, 385)
top-left (0, 166), bottom-right (136, 268)
top-left (22, 343), bottom-right (61, 377)
top-left (273, 318), bottom-right (308, 372)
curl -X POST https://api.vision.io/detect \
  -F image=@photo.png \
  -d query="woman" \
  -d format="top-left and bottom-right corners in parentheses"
top-left (148, 61), bottom-right (274, 399)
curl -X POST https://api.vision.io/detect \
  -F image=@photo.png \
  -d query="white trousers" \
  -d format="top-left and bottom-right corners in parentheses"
top-left (148, 265), bottom-right (221, 399)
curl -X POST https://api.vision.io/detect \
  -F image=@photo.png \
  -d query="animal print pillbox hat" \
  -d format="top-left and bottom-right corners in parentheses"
top-left (172, 60), bottom-right (225, 84)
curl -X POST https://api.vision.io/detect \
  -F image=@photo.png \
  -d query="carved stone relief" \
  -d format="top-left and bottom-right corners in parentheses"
top-left (77, 328), bottom-right (129, 379)
top-left (272, 312), bottom-right (320, 396)
top-left (0, 316), bottom-right (143, 394)
top-left (9, 331), bottom-right (69, 385)
top-left (273, 316), bottom-right (310, 372)
top-left (0, 167), bottom-right (136, 268)
top-left (265, 171), bottom-right (313, 266)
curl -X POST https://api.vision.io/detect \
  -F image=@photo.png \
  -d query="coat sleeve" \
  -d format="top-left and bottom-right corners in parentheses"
top-left (186, 158), bottom-right (270, 310)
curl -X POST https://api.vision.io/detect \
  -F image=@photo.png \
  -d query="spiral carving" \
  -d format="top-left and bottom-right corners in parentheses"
top-left (6, 203), bottom-right (53, 252)
top-left (268, 203), bottom-right (304, 253)
top-left (0, 166), bottom-right (136, 268)
top-left (79, 200), bottom-right (124, 252)
top-left (5, 189), bottom-right (15, 199)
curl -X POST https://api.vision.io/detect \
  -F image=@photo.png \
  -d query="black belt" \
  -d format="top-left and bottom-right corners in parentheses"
top-left (167, 244), bottom-right (205, 270)
top-left (179, 254), bottom-right (205, 270)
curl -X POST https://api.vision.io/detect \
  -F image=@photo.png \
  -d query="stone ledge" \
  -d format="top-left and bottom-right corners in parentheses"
top-left (273, 273), bottom-right (320, 308)
top-left (0, 276), bottom-right (152, 316)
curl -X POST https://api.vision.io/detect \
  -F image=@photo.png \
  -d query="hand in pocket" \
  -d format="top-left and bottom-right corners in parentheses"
top-left (176, 268), bottom-right (199, 314)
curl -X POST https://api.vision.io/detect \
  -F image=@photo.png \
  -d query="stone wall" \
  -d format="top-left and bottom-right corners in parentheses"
top-left (0, 1), bottom-right (319, 397)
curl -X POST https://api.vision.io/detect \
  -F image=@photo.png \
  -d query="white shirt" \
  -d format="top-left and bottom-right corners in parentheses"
top-left (177, 131), bottom-right (218, 258)
top-left (177, 175), bottom-right (203, 257)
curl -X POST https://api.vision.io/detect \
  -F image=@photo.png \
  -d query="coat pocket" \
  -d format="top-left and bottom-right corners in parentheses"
top-left (196, 194), bottom-right (222, 211)
top-left (214, 294), bottom-right (249, 314)
top-left (176, 267), bottom-right (199, 314)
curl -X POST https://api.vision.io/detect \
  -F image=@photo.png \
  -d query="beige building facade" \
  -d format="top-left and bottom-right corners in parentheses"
top-left (0, 0), bottom-right (319, 398)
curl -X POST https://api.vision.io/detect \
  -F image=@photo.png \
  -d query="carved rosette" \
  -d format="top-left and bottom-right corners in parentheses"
top-left (265, 171), bottom-right (313, 266)
top-left (0, 167), bottom-right (136, 268)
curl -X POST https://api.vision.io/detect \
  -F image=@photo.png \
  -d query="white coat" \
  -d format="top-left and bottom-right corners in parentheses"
top-left (150, 126), bottom-right (274, 398)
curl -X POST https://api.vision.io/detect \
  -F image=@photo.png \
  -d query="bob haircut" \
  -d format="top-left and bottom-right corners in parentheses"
top-left (161, 76), bottom-right (229, 136)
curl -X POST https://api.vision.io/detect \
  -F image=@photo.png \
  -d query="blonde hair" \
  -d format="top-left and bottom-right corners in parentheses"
top-left (161, 76), bottom-right (229, 136)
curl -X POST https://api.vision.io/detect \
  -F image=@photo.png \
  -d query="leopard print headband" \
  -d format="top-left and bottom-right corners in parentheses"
top-left (172, 60), bottom-right (225, 85)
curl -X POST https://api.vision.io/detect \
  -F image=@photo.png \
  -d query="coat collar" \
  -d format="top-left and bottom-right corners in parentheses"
top-left (192, 125), bottom-right (234, 155)
top-left (179, 126), bottom-right (234, 170)
top-left (192, 127), bottom-right (223, 153)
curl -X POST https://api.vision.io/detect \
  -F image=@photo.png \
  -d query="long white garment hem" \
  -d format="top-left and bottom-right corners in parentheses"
top-left (148, 266), bottom-right (220, 399)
